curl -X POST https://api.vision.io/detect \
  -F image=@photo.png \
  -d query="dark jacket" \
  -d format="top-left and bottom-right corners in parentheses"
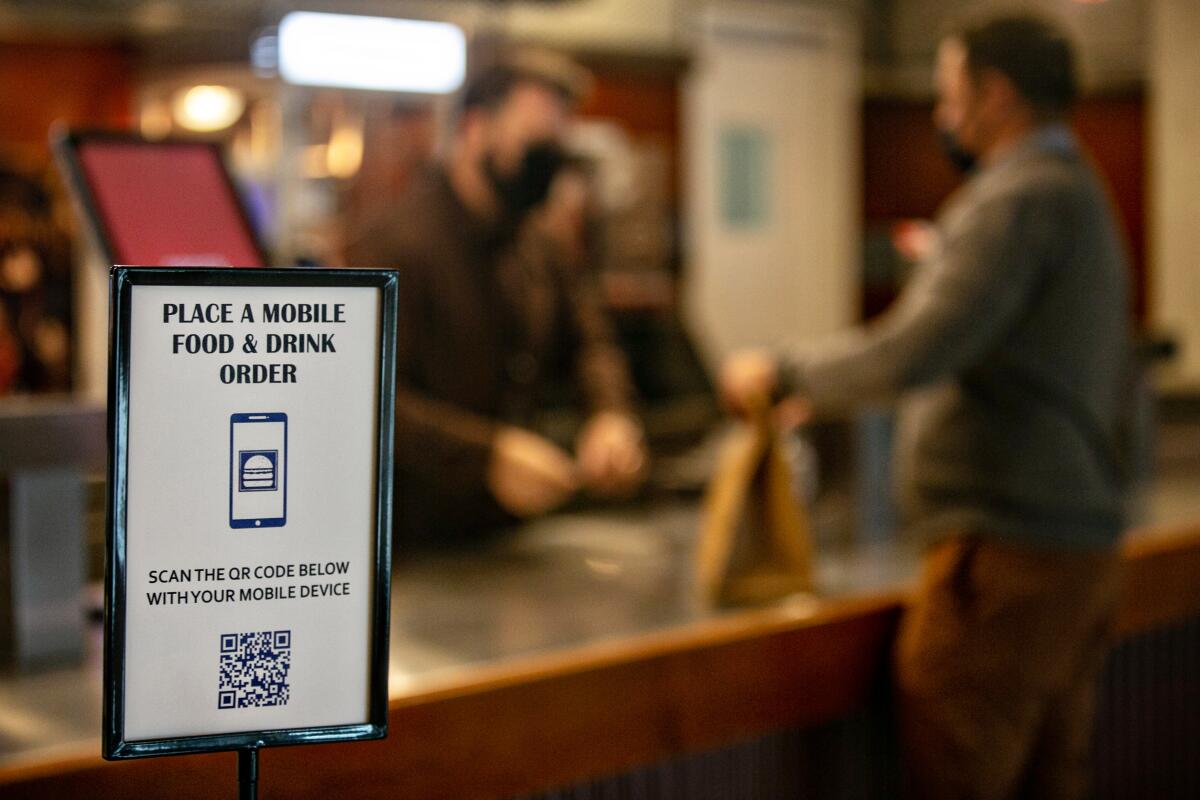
top-left (348, 167), bottom-right (634, 546)
top-left (783, 125), bottom-right (1133, 549)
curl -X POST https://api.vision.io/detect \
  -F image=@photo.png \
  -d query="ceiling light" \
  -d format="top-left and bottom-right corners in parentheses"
top-left (172, 85), bottom-right (246, 133)
top-left (278, 12), bottom-right (466, 94)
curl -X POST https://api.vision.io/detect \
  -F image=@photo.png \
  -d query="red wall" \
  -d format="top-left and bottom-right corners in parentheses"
top-left (862, 95), bottom-right (1147, 323)
top-left (579, 63), bottom-right (682, 203)
top-left (1072, 95), bottom-right (1146, 322)
top-left (0, 40), bottom-right (133, 166)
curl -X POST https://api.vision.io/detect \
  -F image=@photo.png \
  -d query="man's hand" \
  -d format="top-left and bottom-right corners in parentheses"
top-left (487, 427), bottom-right (579, 518)
top-left (575, 411), bottom-right (647, 498)
top-left (719, 349), bottom-right (780, 417)
top-left (891, 218), bottom-right (938, 263)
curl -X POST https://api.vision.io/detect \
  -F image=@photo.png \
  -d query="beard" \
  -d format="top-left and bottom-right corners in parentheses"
top-left (484, 140), bottom-right (566, 228)
top-left (936, 127), bottom-right (978, 175)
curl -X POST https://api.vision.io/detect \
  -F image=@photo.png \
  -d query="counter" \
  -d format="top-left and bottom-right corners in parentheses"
top-left (2, 495), bottom-right (1200, 799)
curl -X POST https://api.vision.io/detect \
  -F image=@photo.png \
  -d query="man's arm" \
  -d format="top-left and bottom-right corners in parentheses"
top-left (393, 255), bottom-right (578, 517)
top-left (781, 184), bottom-right (1061, 411)
top-left (558, 261), bottom-right (647, 495)
top-left (564, 268), bottom-right (636, 414)
top-left (390, 257), bottom-right (498, 498)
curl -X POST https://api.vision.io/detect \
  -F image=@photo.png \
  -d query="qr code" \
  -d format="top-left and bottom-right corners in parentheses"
top-left (218, 630), bottom-right (291, 709)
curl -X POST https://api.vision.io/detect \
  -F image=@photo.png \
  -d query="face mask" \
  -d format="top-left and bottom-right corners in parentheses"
top-left (937, 127), bottom-right (978, 175)
top-left (485, 140), bottom-right (566, 225)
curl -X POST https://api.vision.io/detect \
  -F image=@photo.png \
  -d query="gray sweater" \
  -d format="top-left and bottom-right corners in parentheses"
top-left (783, 125), bottom-right (1132, 550)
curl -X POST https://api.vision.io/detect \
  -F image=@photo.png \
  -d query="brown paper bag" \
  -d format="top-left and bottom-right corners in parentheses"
top-left (696, 406), bottom-right (815, 606)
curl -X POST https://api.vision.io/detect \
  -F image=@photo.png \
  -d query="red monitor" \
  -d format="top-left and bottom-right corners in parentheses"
top-left (55, 131), bottom-right (266, 267)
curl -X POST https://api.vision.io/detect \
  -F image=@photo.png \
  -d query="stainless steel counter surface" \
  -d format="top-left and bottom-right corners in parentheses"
top-left (388, 502), bottom-right (920, 691)
top-left (3, 411), bottom-right (1199, 772)
top-left (0, 499), bottom-right (920, 770)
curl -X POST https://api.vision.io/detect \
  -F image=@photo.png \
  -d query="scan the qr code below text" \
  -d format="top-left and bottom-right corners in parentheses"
top-left (218, 630), bottom-right (292, 709)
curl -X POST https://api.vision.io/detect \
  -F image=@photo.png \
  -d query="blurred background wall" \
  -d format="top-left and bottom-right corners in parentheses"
top-left (0, 0), bottom-right (1193, 395)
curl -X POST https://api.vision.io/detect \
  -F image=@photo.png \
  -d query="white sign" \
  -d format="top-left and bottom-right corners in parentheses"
top-left (105, 269), bottom-right (395, 757)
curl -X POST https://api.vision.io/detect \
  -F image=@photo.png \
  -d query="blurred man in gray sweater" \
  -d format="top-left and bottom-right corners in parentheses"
top-left (723, 14), bottom-right (1131, 800)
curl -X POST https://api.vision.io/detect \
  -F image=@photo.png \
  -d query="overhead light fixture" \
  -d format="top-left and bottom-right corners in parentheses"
top-left (172, 85), bottom-right (246, 132)
top-left (277, 12), bottom-right (466, 94)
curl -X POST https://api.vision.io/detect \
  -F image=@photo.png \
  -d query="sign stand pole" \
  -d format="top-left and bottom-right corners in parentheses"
top-left (237, 748), bottom-right (259, 800)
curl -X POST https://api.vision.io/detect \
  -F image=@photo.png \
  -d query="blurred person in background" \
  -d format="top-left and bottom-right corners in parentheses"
top-left (722, 14), bottom-right (1131, 800)
top-left (346, 52), bottom-right (647, 550)
top-left (534, 156), bottom-right (598, 274)
top-left (0, 167), bottom-right (73, 394)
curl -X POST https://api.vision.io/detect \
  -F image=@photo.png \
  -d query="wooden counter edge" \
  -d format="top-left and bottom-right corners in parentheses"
top-left (2, 521), bottom-right (1199, 799)
top-left (1116, 519), bottom-right (1200, 635)
top-left (0, 593), bottom-right (905, 799)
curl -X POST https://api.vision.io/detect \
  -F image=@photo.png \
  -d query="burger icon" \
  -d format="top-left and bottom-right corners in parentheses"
top-left (238, 450), bottom-right (278, 492)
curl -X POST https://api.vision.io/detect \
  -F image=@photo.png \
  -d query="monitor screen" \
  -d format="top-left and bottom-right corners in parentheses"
top-left (63, 135), bottom-right (265, 267)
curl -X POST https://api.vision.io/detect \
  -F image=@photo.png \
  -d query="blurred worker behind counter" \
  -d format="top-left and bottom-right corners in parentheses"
top-left (347, 51), bottom-right (646, 550)
top-left (724, 13), bottom-right (1132, 800)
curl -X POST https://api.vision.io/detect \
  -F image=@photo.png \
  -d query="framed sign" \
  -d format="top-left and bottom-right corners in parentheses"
top-left (104, 267), bottom-right (396, 760)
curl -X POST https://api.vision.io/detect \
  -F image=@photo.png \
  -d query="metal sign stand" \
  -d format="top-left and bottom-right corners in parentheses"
top-left (238, 748), bottom-right (259, 800)
top-left (101, 268), bottom-right (398, 783)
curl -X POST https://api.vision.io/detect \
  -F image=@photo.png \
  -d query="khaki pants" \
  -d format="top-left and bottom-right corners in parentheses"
top-left (895, 534), bottom-right (1121, 800)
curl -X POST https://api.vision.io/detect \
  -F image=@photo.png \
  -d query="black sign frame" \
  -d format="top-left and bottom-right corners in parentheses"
top-left (103, 266), bottom-right (397, 760)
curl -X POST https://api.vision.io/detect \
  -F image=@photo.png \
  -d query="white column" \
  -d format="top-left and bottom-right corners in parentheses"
top-left (682, 1), bottom-right (861, 364)
top-left (1150, 0), bottom-right (1200, 385)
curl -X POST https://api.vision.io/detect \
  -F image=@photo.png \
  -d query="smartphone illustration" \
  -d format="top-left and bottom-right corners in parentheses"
top-left (229, 412), bottom-right (287, 529)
